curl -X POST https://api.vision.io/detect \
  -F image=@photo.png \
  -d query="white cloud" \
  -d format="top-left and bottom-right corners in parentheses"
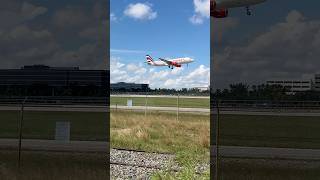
top-left (126, 63), bottom-right (147, 74)
top-left (111, 48), bottom-right (147, 54)
top-left (124, 3), bottom-right (157, 20)
top-left (110, 13), bottom-right (117, 21)
top-left (213, 10), bottom-right (320, 88)
top-left (190, 0), bottom-right (209, 25)
top-left (21, 2), bottom-right (47, 20)
top-left (190, 15), bottom-right (204, 25)
top-left (111, 56), bottom-right (209, 89)
top-left (213, 17), bottom-right (239, 43)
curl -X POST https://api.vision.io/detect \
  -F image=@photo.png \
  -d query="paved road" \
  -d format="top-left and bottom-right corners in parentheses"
top-left (0, 138), bottom-right (108, 153)
top-left (0, 105), bottom-right (109, 112)
top-left (212, 146), bottom-right (320, 160)
top-left (1, 139), bottom-right (320, 160)
top-left (1, 105), bottom-right (320, 116)
top-left (111, 105), bottom-right (210, 113)
top-left (111, 94), bottom-right (209, 99)
top-left (216, 110), bottom-right (320, 117)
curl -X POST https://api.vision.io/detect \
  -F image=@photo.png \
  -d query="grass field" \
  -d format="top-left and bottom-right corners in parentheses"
top-left (1, 110), bottom-right (320, 149)
top-left (219, 114), bottom-right (320, 149)
top-left (218, 158), bottom-right (320, 180)
top-left (1, 109), bottom-right (320, 179)
top-left (111, 96), bottom-right (209, 108)
top-left (0, 151), bottom-right (108, 180)
top-left (110, 110), bottom-right (210, 179)
top-left (0, 110), bottom-right (107, 141)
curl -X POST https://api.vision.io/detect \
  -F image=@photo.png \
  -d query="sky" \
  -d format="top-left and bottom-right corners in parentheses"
top-left (0, 0), bottom-right (108, 70)
top-left (110, 0), bottom-right (210, 89)
top-left (213, 0), bottom-right (320, 89)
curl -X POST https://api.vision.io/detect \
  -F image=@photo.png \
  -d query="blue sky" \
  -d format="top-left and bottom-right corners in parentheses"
top-left (110, 0), bottom-right (210, 89)
top-left (213, 0), bottom-right (320, 88)
top-left (0, 0), bottom-right (107, 70)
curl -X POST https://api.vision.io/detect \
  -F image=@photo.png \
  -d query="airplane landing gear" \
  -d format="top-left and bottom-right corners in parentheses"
top-left (246, 6), bottom-right (252, 16)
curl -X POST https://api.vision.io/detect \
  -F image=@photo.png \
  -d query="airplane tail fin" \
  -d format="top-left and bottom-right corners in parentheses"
top-left (146, 55), bottom-right (154, 63)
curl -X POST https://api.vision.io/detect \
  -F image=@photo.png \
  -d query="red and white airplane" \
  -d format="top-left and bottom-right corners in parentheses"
top-left (211, 0), bottom-right (267, 18)
top-left (146, 55), bottom-right (194, 69)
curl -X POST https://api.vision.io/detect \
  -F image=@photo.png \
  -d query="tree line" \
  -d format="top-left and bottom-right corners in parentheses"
top-left (213, 83), bottom-right (320, 101)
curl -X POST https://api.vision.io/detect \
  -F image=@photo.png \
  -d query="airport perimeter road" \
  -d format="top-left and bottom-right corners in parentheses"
top-left (0, 105), bottom-right (108, 112)
top-left (217, 110), bottom-right (320, 117)
top-left (1, 104), bottom-right (319, 116)
top-left (110, 105), bottom-right (210, 113)
top-left (1, 138), bottom-right (320, 160)
top-left (212, 146), bottom-right (320, 161)
top-left (0, 138), bottom-right (108, 153)
top-left (111, 94), bottom-right (209, 99)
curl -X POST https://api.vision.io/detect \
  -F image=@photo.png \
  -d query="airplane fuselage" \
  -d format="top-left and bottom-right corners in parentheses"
top-left (168, 58), bottom-right (194, 65)
top-left (214, 0), bottom-right (266, 9)
top-left (211, 0), bottom-right (266, 18)
top-left (145, 55), bottom-right (194, 68)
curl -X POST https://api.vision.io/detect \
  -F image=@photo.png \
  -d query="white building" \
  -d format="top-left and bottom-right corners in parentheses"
top-left (193, 86), bottom-right (209, 92)
top-left (314, 74), bottom-right (320, 91)
top-left (266, 80), bottom-right (312, 94)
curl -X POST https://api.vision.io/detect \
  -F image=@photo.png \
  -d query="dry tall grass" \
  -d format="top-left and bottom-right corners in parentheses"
top-left (111, 110), bottom-right (210, 156)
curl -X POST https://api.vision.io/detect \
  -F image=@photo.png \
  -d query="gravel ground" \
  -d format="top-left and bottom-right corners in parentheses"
top-left (110, 149), bottom-right (177, 179)
top-left (110, 148), bottom-right (210, 179)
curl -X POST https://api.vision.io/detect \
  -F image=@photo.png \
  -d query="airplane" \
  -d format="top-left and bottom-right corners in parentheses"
top-left (211, 0), bottom-right (267, 18)
top-left (145, 55), bottom-right (194, 69)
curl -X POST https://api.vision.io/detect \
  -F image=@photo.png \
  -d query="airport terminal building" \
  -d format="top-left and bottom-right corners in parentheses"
top-left (266, 80), bottom-right (312, 94)
top-left (111, 82), bottom-right (149, 92)
top-left (314, 74), bottom-right (320, 91)
top-left (0, 65), bottom-right (108, 97)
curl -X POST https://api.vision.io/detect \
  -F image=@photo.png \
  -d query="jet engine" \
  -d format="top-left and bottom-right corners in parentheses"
top-left (171, 62), bottom-right (181, 67)
top-left (211, 0), bottom-right (228, 18)
top-left (211, 9), bottom-right (228, 18)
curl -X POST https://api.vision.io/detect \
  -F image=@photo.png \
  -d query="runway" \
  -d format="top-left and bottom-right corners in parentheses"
top-left (1, 138), bottom-right (320, 160)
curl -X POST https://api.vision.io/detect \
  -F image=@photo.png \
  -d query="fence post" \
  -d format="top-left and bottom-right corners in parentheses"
top-left (18, 97), bottom-right (28, 169)
top-left (176, 94), bottom-right (179, 121)
top-left (215, 99), bottom-right (220, 180)
top-left (145, 89), bottom-right (148, 118)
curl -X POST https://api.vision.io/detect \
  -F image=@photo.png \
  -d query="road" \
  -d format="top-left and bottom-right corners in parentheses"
top-left (111, 94), bottom-right (209, 99)
top-left (216, 110), bottom-right (320, 117)
top-left (0, 138), bottom-right (108, 153)
top-left (111, 105), bottom-right (210, 113)
top-left (1, 138), bottom-right (320, 160)
top-left (212, 146), bottom-right (320, 160)
top-left (0, 105), bottom-right (109, 112)
top-left (1, 104), bottom-right (320, 116)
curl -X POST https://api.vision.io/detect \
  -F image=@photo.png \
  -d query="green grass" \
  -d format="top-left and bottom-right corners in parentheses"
top-left (0, 110), bottom-right (107, 141)
top-left (219, 114), bottom-right (320, 149)
top-left (0, 151), bottom-right (108, 180)
top-left (2, 110), bottom-right (320, 149)
top-left (111, 96), bottom-right (209, 108)
top-left (218, 158), bottom-right (320, 180)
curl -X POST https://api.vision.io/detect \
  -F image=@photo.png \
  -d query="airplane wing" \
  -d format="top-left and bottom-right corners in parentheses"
top-left (159, 58), bottom-right (172, 65)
